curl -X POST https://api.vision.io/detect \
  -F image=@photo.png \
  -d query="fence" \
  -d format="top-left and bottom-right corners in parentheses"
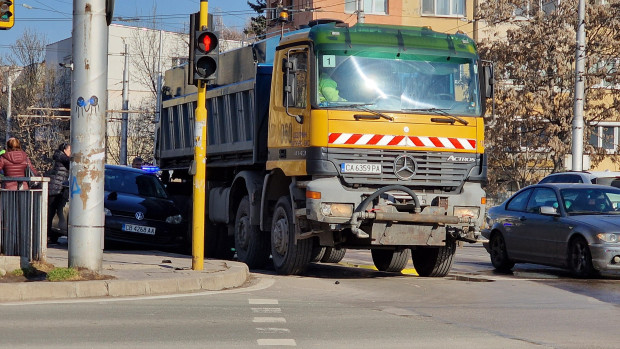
top-left (0, 177), bottom-right (49, 265)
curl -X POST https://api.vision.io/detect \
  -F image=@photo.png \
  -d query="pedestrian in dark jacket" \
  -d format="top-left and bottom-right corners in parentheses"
top-left (47, 142), bottom-right (71, 243)
top-left (0, 137), bottom-right (39, 190)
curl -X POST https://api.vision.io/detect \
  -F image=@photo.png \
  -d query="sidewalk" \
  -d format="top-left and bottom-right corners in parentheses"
top-left (0, 244), bottom-right (249, 303)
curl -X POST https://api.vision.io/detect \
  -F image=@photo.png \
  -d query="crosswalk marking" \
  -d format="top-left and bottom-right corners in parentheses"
top-left (257, 339), bottom-right (297, 346)
top-left (256, 328), bottom-right (291, 334)
top-left (253, 317), bottom-right (287, 323)
top-left (249, 299), bottom-right (279, 305)
top-left (252, 307), bottom-right (282, 313)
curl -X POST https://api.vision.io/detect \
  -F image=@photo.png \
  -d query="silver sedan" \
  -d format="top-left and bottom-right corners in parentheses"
top-left (481, 183), bottom-right (620, 277)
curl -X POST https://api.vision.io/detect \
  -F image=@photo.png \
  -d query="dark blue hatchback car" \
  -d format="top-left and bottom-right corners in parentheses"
top-left (52, 164), bottom-right (188, 249)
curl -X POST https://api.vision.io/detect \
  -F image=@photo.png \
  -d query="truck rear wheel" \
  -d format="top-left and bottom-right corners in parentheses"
top-left (371, 248), bottom-right (410, 272)
top-left (271, 196), bottom-right (313, 275)
top-left (411, 238), bottom-right (456, 277)
top-left (320, 247), bottom-right (346, 263)
top-left (234, 196), bottom-right (270, 269)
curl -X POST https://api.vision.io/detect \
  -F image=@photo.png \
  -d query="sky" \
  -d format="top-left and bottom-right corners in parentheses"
top-left (0, 0), bottom-right (255, 57)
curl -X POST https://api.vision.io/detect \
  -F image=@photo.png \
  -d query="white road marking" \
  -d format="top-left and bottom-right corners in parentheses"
top-left (256, 328), bottom-right (291, 334)
top-left (257, 339), bottom-right (296, 346)
top-left (249, 298), bottom-right (279, 305)
top-left (253, 317), bottom-right (286, 323)
top-left (252, 307), bottom-right (282, 313)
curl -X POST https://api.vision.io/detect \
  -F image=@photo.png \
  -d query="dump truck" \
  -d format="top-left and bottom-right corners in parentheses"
top-left (156, 21), bottom-right (493, 276)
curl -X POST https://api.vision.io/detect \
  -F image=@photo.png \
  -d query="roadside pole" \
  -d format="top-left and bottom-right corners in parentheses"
top-left (68, 0), bottom-right (108, 271)
top-left (192, 0), bottom-right (208, 270)
top-left (120, 43), bottom-right (129, 166)
top-left (572, 0), bottom-right (586, 171)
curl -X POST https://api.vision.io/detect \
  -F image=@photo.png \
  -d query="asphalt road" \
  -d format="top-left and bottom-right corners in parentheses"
top-left (1, 244), bottom-right (619, 348)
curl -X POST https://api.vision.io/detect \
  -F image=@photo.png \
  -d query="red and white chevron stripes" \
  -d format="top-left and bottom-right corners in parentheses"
top-left (327, 133), bottom-right (476, 150)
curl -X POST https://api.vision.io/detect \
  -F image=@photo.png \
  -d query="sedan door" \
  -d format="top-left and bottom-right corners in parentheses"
top-left (499, 188), bottom-right (533, 261)
top-left (520, 188), bottom-right (571, 265)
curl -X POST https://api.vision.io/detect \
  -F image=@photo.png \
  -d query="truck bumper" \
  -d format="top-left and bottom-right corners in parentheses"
top-left (304, 177), bottom-right (485, 244)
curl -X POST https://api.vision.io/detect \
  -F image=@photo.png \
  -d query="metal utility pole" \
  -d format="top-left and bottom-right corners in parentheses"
top-left (572, 0), bottom-right (586, 171)
top-left (192, 0), bottom-right (209, 271)
top-left (120, 43), bottom-right (129, 166)
top-left (356, 0), bottom-right (365, 24)
top-left (5, 71), bottom-right (11, 143)
top-left (68, 0), bottom-right (108, 271)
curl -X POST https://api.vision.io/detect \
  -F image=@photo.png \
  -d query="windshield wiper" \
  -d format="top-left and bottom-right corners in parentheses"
top-left (351, 105), bottom-right (394, 121)
top-left (404, 108), bottom-right (468, 125)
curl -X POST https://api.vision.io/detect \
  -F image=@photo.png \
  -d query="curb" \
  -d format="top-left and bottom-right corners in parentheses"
top-left (0, 261), bottom-right (249, 303)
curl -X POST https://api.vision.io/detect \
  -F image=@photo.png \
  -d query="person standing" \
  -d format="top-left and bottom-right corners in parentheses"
top-left (0, 137), bottom-right (39, 190)
top-left (47, 142), bottom-right (71, 244)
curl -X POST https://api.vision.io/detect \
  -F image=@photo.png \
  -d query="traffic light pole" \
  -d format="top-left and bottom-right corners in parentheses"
top-left (69, 0), bottom-right (107, 271)
top-left (192, 0), bottom-right (209, 270)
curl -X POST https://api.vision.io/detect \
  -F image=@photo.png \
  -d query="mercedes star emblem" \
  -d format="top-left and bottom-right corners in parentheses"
top-left (393, 154), bottom-right (417, 180)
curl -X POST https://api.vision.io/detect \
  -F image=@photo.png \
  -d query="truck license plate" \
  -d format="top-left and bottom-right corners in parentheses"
top-left (123, 224), bottom-right (156, 235)
top-left (340, 163), bottom-right (382, 174)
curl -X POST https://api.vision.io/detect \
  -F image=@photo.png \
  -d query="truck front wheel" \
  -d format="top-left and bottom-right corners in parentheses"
top-left (271, 196), bottom-right (313, 275)
top-left (234, 196), bottom-right (270, 269)
top-left (371, 248), bottom-right (410, 272)
top-left (411, 238), bottom-right (456, 277)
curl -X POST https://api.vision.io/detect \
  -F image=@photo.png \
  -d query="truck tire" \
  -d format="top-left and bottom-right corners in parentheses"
top-left (311, 245), bottom-right (326, 263)
top-left (371, 248), bottom-right (410, 272)
top-left (320, 247), bottom-right (346, 263)
top-left (271, 196), bottom-right (313, 275)
top-left (411, 238), bottom-right (456, 277)
top-left (234, 196), bottom-right (270, 269)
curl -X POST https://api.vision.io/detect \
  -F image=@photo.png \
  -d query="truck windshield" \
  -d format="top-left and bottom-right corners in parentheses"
top-left (316, 52), bottom-right (481, 117)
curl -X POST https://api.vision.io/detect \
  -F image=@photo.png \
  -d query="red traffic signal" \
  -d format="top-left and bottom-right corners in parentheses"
top-left (194, 30), bottom-right (219, 82)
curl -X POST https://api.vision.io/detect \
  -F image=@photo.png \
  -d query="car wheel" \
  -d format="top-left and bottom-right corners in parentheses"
top-left (411, 238), bottom-right (456, 277)
top-left (371, 248), bottom-right (410, 272)
top-left (489, 232), bottom-right (515, 272)
top-left (271, 196), bottom-right (313, 275)
top-left (568, 236), bottom-right (597, 278)
top-left (234, 196), bottom-right (270, 269)
top-left (320, 247), bottom-right (346, 263)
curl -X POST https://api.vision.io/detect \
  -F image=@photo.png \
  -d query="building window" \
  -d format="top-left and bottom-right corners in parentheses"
top-left (422, 0), bottom-right (465, 17)
top-left (589, 124), bottom-right (620, 153)
top-left (345, 0), bottom-right (388, 15)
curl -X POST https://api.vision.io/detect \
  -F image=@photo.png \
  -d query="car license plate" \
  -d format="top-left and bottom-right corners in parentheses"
top-left (340, 163), bottom-right (382, 174)
top-left (122, 224), bottom-right (156, 235)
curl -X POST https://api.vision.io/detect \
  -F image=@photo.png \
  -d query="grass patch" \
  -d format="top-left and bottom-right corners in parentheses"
top-left (47, 267), bottom-right (80, 282)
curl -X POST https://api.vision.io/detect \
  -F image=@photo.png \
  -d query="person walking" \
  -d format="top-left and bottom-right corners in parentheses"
top-left (47, 142), bottom-right (71, 243)
top-left (0, 137), bottom-right (39, 190)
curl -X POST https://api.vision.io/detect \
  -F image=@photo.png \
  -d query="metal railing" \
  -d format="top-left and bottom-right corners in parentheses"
top-left (0, 176), bottom-right (49, 265)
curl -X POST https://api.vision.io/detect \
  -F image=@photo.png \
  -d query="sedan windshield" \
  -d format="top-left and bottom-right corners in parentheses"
top-left (560, 188), bottom-right (620, 215)
top-left (105, 169), bottom-right (168, 199)
top-left (317, 52), bottom-right (481, 116)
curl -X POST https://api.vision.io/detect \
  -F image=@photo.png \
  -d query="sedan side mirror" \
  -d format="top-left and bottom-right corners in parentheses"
top-left (540, 206), bottom-right (559, 216)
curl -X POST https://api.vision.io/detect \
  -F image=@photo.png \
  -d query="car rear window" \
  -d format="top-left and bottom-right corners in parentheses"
top-left (105, 169), bottom-right (168, 199)
top-left (594, 177), bottom-right (620, 188)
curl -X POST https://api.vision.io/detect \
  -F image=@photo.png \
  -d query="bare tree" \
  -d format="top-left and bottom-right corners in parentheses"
top-left (477, 0), bottom-right (620, 199)
top-left (1, 29), bottom-right (69, 172)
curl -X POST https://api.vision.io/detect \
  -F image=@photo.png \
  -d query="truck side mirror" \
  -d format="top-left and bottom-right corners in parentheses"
top-left (282, 56), bottom-right (303, 123)
top-left (483, 65), bottom-right (494, 98)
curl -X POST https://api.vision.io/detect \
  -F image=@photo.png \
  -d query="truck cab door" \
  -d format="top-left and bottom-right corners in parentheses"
top-left (267, 45), bottom-right (311, 175)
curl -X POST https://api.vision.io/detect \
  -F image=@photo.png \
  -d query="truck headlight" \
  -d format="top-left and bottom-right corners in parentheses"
top-left (166, 214), bottom-right (183, 224)
top-left (596, 233), bottom-right (619, 243)
top-left (320, 203), bottom-right (353, 217)
top-left (454, 206), bottom-right (480, 219)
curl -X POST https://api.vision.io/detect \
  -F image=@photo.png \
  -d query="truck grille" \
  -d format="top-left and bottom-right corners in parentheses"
top-left (328, 148), bottom-right (477, 189)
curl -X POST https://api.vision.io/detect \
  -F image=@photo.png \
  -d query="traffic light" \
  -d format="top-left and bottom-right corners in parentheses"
top-left (193, 30), bottom-right (218, 83)
top-left (0, 0), bottom-right (14, 30)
